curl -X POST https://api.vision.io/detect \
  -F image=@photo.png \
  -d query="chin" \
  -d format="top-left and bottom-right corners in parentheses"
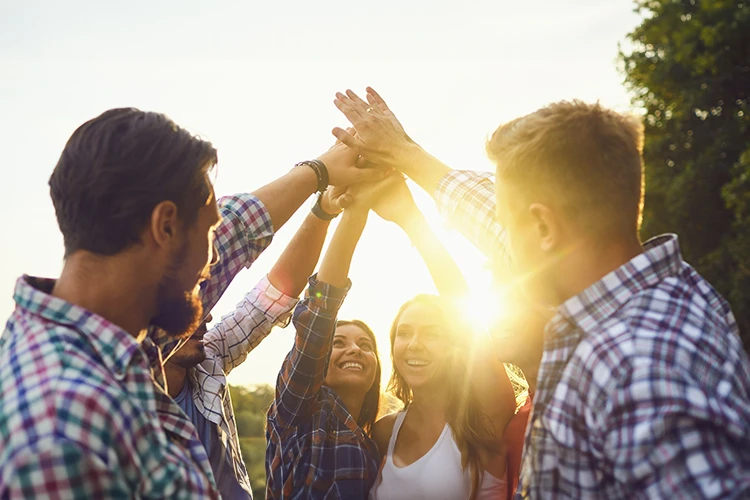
top-left (328, 368), bottom-right (373, 392)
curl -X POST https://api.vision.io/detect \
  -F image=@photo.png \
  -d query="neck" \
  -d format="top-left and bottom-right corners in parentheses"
top-left (52, 250), bottom-right (158, 340)
top-left (164, 362), bottom-right (189, 398)
top-left (334, 387), bottom-right (366, 423)
top-left (557, 236), bottom-right (643, 304)
top-left (409, 381), bottom-right (450, 425)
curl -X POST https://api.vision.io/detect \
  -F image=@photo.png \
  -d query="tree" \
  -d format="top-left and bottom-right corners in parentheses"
top-left (620, 0), bottom-right (750, 347)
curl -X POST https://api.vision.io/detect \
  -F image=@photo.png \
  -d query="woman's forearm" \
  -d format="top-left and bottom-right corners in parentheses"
top-left (398, 212), bottom-right (469, 297)
top-left (317, 211), bottom-right (369, 288)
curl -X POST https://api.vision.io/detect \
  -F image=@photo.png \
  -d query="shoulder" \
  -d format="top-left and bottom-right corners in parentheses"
top-left (372, 412), bottom-right (400, 455)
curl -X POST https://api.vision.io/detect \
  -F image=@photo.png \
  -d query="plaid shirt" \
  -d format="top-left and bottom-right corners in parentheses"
top-left (266, 276), bottom-right (381, 499)
top-left (0, 276), bottom-right (219, 498)
top-left (0, 193), bottom-right (272, 498)
top-left (155, 193), bottom-right (275, 364)
top-left (435, 170), bottom-right (750, 498)
top-left (187, 275), bottom-right (298, 496)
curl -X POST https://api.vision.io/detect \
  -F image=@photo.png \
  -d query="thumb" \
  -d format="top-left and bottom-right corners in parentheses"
top-left (337, 193), bottom-right (353, 210)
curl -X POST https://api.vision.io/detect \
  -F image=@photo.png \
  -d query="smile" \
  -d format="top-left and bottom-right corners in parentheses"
top-left (405, 359), bottom-right (431, 367)
top-left (339, 361), bottom-right (364, 371)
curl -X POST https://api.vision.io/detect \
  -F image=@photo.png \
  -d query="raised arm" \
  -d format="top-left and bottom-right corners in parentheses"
top-left (370, 176), bottom-right (515, 434)
top-left (203, 189), bottom-right (349, 375)
top-left (369, 175), bottom-right (468, 297)
top-left (270, 209), bottom-right (368, 428)
top-left (252, 133), bottom-right (383, 232)
top-left (332, 88), bottom-right (507, 263)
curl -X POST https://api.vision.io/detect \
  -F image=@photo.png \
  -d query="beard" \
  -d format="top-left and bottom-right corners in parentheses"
top-left (151, 242), bottom-right (204, 339)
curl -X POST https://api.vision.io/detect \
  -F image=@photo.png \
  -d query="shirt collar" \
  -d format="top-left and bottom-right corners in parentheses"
top-left (14, 275), bottom-right (146, 378)
top-left (553, 234), bottom-right (683, 336)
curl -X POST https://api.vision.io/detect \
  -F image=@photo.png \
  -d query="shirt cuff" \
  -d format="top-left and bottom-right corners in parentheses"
top-left (251, 275), bottom-right (299, 328)
top-left (434, 170), bottom-right (494, 221)
top-left (305, 274), bottom-right (351, 312)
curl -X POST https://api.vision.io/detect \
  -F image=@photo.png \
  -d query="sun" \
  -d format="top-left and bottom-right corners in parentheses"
top-left (457, 290), bottom-right (506, 339)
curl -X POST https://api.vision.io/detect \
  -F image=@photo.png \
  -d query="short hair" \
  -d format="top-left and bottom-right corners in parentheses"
top-left (486, 100), bottom-right (645, 238)
top-left (49, 108), bottom-right (217, 257)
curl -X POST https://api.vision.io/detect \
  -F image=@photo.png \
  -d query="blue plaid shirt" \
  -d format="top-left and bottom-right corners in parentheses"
top-left (434, 171), bottom-right (750, 499)
top-left (266, 277), bottom-right (380, 499)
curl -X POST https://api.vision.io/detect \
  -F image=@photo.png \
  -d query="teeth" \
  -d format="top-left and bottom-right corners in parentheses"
top-left (341, 362), bottom-right (363, 370)
top-left (406, 360), bottom-right (430, 366)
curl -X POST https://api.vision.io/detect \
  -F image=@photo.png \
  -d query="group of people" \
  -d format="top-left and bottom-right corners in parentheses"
top-left (1, 87), bottom-right (749, 499)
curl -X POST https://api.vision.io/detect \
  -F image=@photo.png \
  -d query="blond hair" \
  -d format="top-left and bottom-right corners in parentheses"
top-left (487, 100), bottom-right (645, 238)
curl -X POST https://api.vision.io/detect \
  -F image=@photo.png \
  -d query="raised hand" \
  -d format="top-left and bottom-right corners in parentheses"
top-left (344, 173), bottom-right (406, 214)
top-left (332, 88), bottom-right (418, 171)
top-left (370, 175), bottom-right (418, 225)
top-left (320, 185), bottom-right (353, 215)
top-left (316, 127), bottom-right (387, 186)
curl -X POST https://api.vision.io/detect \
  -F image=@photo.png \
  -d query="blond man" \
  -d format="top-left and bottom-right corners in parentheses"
top-left (332, 89), bottom-right (750, 499)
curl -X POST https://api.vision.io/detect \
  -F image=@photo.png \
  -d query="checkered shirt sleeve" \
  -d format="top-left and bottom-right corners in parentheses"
top-left (203, 275), bottom-right (298, 376)
top-left (434, 170), bottom-right (509, 261)
top-left (152, 193), bottom-right (274, 359)
top-left (271, 275), bottom-right (350, 429)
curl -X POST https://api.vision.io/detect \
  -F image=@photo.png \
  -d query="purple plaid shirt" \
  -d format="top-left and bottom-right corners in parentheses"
top-left (266, 276), bottom-right (381, 499)
top-left (435, 170), bottom-right (750, 499)
top-left (0, 193), bottom-right (273, 498)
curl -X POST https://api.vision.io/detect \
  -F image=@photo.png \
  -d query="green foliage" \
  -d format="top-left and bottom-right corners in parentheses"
top-left (229, 384), bottom-right (275, 499)
top-left (620, 0), bottom-right (750, 347)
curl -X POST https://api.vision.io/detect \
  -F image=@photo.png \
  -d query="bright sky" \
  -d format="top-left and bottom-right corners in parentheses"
top-left (0, 0), bottom-right (641, 387)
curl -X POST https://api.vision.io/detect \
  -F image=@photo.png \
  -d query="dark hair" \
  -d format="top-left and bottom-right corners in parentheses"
top-left (49, 108), bottom-right (218, 257)
top-left (486, 100), bottom-right (645, 239)
top-left (335, 319), bottom-right (381, 435)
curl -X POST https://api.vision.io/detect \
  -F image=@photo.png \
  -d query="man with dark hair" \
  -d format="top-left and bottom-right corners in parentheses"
top-left (332, 89), bottom-right (750, 498)
top-left (0, 108), bottom-right (382, 498)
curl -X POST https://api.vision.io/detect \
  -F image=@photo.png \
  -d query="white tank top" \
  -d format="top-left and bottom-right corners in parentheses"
top-left (369, 411), bottom-right (507, 500)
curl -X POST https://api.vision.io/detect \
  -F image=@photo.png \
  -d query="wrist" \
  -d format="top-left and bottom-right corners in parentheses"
top-left (341, 208), bottom-right (369, 226)
top-left (398, 210), bottom-right (427, 235)
top-left (311, 192), bottom-right (339, 221)
top-left (292, 162), bottom-right (319, 195)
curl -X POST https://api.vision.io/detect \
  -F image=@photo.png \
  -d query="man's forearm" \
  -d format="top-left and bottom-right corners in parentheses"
top-left (268, 213), bottom-right (330, 298)
top-left (397, 143), bottom-right (452, 197)
top-left (252, 165), bottom-right (318, 232)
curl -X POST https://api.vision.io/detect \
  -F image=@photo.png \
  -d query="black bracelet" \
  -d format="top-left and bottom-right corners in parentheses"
top-left (295, 160), bottom-right (329, 193)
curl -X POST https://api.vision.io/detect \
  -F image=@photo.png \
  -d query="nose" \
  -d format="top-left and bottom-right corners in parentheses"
top-left (346, 343), bottom-right (362, 356)
top-left (407, 335), bottom-right (424, 352)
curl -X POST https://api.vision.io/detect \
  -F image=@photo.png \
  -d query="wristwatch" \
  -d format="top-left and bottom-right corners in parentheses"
top-left (311, 191), bottom-right (339, 221)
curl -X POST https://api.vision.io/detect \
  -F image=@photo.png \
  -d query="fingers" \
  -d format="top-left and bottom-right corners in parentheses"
top-left (351, 166), bottom-right (388, 183)
top-left (366, 87), bottom-right (391, 113)
top-left (345, 89), bottom-right (371, 114)
top-left (332, 127), bottom-right (365, 150)
top-left (337, 193), bottom-right (353, 210)
top-left (335, 127), bottom-right (357, 145)
top-left (334, 94), bottom-right (366, 126)
top-left (366, 93), bottom-right (387, 115)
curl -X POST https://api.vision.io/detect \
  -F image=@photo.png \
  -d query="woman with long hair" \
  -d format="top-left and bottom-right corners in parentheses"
top-left (265, 176), bottom-right (391, 499)
top-left (367, 177), bottom-right (522, 500)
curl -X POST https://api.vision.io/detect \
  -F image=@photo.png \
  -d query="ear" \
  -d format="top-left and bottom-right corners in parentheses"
top-left (528, 203), bottom-right (561, 253)
top-left (149, 200), bottom-right (180, 250)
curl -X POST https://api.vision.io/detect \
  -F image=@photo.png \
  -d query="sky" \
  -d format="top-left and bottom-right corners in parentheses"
top-left (0, 0), bottom-right (642, 387)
